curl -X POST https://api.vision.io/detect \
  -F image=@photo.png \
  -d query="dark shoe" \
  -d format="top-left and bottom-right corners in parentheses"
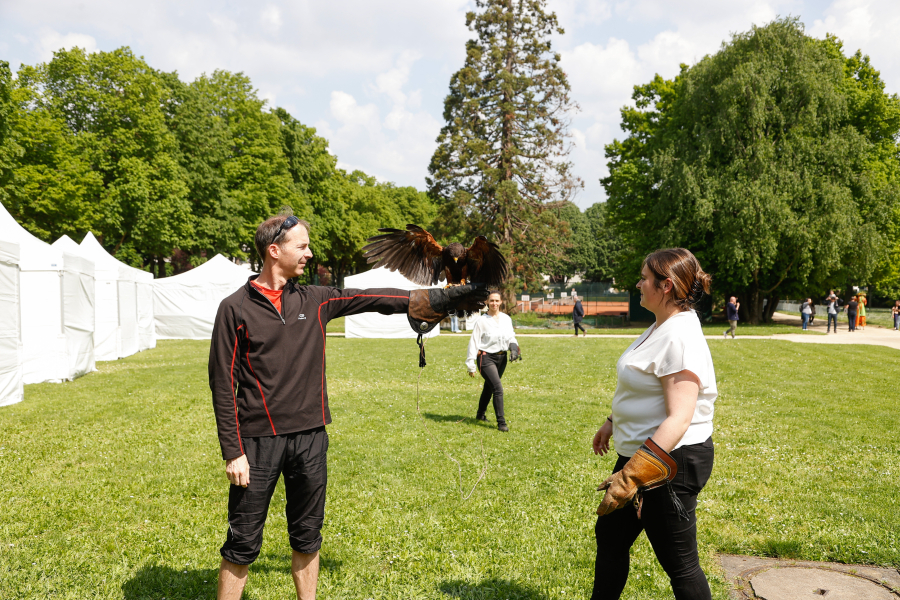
top-left (498, 423), bottom-right (509, 432)
top-left (476, 413), bottom-right (487, 422)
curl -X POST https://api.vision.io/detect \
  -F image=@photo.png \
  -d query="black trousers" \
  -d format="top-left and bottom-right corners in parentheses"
top-left (221, 427), bottom-right (329, 565)
top-left (575, 321), bottom-right (586, 334)
top-left (827, 313), bottom-right (838, 332)
top-left (477, 352), bottom-right (507, 424)
top-left (592, 437), bottom-right (714, 600)
top-left (848, 312), bottom-right (857, 331)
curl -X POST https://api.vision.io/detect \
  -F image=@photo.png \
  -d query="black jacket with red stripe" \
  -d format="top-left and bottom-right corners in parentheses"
top-left (209, 277), bottom-right (410, 460)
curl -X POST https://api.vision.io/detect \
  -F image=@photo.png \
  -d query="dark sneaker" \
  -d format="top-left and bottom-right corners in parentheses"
top-left (498, 423), bottom-right (509, 432)
top-left (476, 414), bottom-right (487, 422)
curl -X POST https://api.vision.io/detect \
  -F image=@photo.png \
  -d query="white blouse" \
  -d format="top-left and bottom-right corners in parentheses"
top-left (465, 312), bottom-right (518, 372)
top-left (610, 310), bottom-right (717, 457)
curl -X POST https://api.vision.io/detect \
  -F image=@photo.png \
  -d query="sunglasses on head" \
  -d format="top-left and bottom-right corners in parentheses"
top-left (270, 215), bottom-right (300, 247)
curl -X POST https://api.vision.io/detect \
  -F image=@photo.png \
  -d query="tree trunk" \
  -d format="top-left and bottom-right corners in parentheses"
top-left (762, 293), bottom-right (780, 323)
top-left (743, 281), bottom-right (764, 324)
top-left (155, 255), bottom-right (167, 279)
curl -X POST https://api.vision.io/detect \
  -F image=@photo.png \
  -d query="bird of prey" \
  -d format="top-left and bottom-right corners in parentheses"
top-left (362, 224), bottom-right (508, 288)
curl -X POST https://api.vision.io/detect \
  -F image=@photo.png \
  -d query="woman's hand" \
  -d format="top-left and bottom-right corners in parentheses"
top-left (593, 419), bottom-right (613, 456)
top-left (467, 371), bottom-right (476, 378)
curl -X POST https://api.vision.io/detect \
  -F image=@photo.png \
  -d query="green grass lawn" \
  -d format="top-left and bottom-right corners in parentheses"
top-left (1, 337), bottom-right (897, 599)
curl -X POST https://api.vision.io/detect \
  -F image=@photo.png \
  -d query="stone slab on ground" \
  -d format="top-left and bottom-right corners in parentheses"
top-left (720, 555), bottom-right (900, 599)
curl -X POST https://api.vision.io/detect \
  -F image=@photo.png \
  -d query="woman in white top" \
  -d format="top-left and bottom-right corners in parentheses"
top-left (465, 291), bottom-right (521, 432)
top-left (590, 248), bottom-right (716, 600)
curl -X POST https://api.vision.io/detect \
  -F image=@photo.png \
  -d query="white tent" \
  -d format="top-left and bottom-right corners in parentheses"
top-left (51, 236), bottom-right (97, 379)
top-left (153, 254), bottom-right (255, 340)
top-left (343, 267), bottom-right (442, 339)
top-left (0, 204), bottom-right (94, 384)
top-left (0, 240), bottom-right (23, 406)
top-left (78, 232), bottom-right (155, 360)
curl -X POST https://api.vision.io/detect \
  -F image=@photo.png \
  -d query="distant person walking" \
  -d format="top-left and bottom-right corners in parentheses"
top-left (847, 296), bottom-right (859, 332)
top-left (892, 300), bottom-right (900, 331)
top-left (573, 292), bottom-right (587, 336)
top-left (723, 296), bottom-right (739, 338)
top-left (466, 291), bottom-right (521, 432)
top-left (858, 295), bottom-right (867, 330)
top-left (800, 298), bottom-right (813, 330)
top-left (825, 291), bottom-right (841, 334)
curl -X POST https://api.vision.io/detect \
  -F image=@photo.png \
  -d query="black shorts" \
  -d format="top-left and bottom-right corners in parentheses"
top-left (220, 427), bottom-right (328, 565)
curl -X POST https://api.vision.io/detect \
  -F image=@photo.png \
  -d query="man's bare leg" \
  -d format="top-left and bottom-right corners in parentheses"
top-left (217, 558), bottom-right (249, 600)
top-left (291, 550), bottom-right (319, 599)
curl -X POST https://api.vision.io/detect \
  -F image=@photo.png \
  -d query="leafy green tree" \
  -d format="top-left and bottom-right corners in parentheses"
top-left (159, 71), bottom-right (244, 267)
top-left (314, 171), bottom-right (436, 288)
top-left (540, 202), bottom-right (590, 283)
top-left (3, 77), bottom-right (103, 242)
top-left (11, 48), bottom-right (193, 275)
top-left (191, 71), bottom-right (308, 270)
top-left (603, 19), bottom-right (900, 322)
top-left (272, 107), bottom-right (337, 282)
top-left (583, 202), bottom-right (622, 282)
top-left (0, 61), bottom-right (17, 204)
top-left (427, 0), bottom-right (581, 306)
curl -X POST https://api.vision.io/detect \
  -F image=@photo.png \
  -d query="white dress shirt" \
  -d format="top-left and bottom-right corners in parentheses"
top-left (465, 312), bottom-right (518, 372)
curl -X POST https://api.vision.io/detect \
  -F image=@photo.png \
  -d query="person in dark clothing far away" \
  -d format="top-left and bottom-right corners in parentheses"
top-left (723, 296), bottom-right (739, 338)
top-left (825, 290), bottom-right (842, 334)
top-left (573, 291), bottom-right (587, 336)
top-left (847, 295), bottom-right (859, 332)
top-left (208, 214), bottom-right (487, 600)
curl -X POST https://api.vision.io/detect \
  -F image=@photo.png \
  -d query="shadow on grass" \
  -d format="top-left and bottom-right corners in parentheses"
top-left (421, 412), bottom-right (499, 429)
top-left (440, 578), bottom-right (549, 599)
top-left (122, 564), bottom-right (219, 600)
top-left (122, 555), bottom-right (342, 599)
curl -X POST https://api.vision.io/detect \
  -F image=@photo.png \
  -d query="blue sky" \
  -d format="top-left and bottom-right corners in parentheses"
top-left (2, 0), bottom-right (898, 209)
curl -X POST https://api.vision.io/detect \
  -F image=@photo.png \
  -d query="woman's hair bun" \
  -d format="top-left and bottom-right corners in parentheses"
top-left (643, 248), bottom-right (712, 311)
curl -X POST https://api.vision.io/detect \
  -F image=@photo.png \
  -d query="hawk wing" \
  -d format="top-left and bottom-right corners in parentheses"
top-left (362, 224), bottom-right (444, 286)
top-left (466, 236), bottom-right (508, 287)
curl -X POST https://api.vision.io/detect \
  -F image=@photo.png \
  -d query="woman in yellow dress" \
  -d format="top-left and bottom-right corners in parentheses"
top-left (858, 293), bottom-right (867, 330)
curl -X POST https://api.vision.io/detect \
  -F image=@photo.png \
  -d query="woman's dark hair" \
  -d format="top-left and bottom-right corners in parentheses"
top-left (642, 248), bottom-right (712, 311)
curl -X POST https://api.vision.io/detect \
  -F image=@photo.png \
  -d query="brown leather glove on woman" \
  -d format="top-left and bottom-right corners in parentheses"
top-left (596, 437), bottom-right (688, 520)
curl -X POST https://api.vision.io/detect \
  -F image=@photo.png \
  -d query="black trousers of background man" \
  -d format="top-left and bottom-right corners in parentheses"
top-left (477, 352), bottom-right (507, 425)
top-left (575, 321), bottom-right (587, 335)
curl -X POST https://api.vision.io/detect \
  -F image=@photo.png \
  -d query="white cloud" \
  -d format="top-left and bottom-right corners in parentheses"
top-left (810, 0), bottom-right (900, 96)
top-left (260, 5), bottom-right (282, 33)
top-left (35, 29), bottom-right (98, 62)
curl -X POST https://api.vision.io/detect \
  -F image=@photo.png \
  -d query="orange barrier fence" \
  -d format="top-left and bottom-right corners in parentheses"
top-left (515, 300), bottom-right (629, 316)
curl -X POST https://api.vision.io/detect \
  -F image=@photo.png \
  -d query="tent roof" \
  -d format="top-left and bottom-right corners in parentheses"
top-left (0, 240), bottom-right (19, 265)
top-left (344, 267), bottom-right (440, 291)
top-left (51, 235), bottom-right (94, 276)
top-left (0, 202), bottom-right (64, 271)
top-left (152, 254), bottom-right (254, 288)
top-left (79, 231), bottom-right (153, 282)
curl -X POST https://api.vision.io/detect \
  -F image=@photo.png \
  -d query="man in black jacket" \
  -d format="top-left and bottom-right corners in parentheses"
top-left (573, 291), bottom-right (586, 336)
top-left (209, 214), bottom-right (486, 599)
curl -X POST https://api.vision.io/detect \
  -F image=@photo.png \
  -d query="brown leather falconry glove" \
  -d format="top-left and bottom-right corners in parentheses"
top-left (408, 284), bottom-right (489, 334)
top-left (596, 437), bottom-right (688, 520)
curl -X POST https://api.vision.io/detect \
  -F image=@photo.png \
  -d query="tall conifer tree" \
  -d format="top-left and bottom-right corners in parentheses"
top-left (427, 0), bottom-right (580, 303)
